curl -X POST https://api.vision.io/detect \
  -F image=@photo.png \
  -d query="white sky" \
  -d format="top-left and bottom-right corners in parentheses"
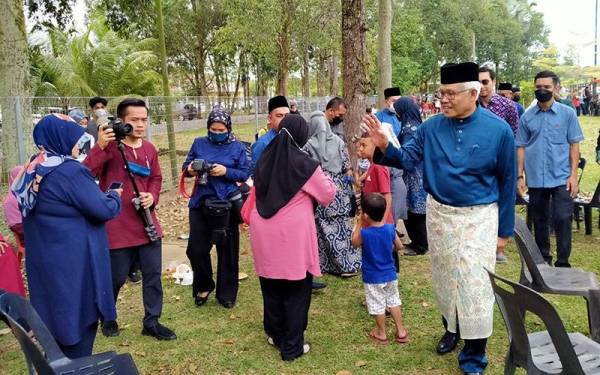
top-left (70, 1), bottom-right (599, 67)
top-left (536, 0), bottom-right (597, 66)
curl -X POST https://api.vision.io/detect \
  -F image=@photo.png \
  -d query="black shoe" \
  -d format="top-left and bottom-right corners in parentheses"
top-left (312, 280), bottom-right (327, 291)
top-left (554, 261), bottom-right (571, 268)
top-left (195, 292), bottom-right (211, 307)
top-left (221, 301), bottom-right (235, 309)
top-left (463, 372), bottom-right (482, 375)
top-left (436, 331), bottom-right (459, 354)
top-left (141, 322), bottom-right (177, 341)
top-left (128, 270), bottom-right (142, 284)
top-left (101, 320), bottom-right (120, 337)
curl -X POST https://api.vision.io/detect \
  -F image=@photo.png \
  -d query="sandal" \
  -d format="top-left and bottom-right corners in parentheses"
top-left (395, 330), bottom-right (410, 344)
top-left (369, 329), bottom-right (389, 345)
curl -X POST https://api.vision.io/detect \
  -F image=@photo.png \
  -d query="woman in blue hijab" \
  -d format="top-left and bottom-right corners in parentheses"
top-left (394, 97), bottom-right (428, 255)
top-left (13, 114), bottom-right (122, 358)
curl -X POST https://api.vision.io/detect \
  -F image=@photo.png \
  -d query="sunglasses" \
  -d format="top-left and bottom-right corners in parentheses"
top-left (479, 79), bottom-right (491, 85)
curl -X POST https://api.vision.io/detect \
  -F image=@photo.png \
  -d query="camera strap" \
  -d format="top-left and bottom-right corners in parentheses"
top-left (179, 169), bottom-right (198, 199)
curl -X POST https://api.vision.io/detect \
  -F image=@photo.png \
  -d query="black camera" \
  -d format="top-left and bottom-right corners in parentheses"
top-left (191, 159), bottom-right (214, 185)
top-left (107, 118), bottom-right (133, 141)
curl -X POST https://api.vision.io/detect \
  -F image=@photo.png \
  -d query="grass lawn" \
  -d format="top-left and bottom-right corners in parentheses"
top-left (0, 117), bottom-right (599, 374)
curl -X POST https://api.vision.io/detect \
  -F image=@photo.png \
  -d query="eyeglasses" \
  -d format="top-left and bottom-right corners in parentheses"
top-left (435, 88), bottom-right (471, 100)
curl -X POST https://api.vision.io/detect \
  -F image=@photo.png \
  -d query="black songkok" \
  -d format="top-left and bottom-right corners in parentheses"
top-left (383, 87), bottom-right (401, 99)
top-left (268, 96), bottom-right (289, 113)
top-left (440, 62), bottom-right (479, 84)
top-left (498, 82), bottom-right (513, 91)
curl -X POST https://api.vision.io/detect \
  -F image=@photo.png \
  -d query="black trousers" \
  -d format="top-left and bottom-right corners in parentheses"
top-left (110, 241), bottom-right (163, 328)
top-left (404, 211), bottom-right (428, 253)
top-left (187, 207), bottom-right (240, 304)
top-left (259, 274), bottom-right (313, 361)
top-left (529, 186), bottom-right (574, 266)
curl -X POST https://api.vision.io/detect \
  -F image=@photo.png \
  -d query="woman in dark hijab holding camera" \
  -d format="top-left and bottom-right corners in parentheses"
top-left (13, 114), bottom-right (122, 358)
top-left (247, 114), bottom-right (336, 361)
top-left (182, 106), bottom-right (249, 309)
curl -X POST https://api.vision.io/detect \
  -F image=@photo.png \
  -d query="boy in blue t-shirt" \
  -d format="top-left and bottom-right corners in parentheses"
top-left (352, 192), bottom-right (408, 344)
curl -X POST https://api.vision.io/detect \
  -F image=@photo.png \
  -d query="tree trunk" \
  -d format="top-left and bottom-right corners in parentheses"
top-left (155, 0), bottom-right (178, 187)
top-left (342, 0), bottom-right (370, 167)
top-left (275, 0), bottom-right (298, 96)
top-left (302, 49), bottom-right (310, 98)
top-left (317, 52), bottom-right (328, 97)
top-left (377, 0), bottom-right (392, 108)
top-left (329, 54), bottom-right (338, 96)
top-left (0, 0), bottom-right (32, 177)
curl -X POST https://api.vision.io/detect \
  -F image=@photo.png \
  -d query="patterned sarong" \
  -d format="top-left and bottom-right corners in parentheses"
top-left (427, 196), bottom-right (497, 339)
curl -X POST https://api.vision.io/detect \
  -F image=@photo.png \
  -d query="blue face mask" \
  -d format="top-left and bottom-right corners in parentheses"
top-left (208, 130), bottom-right (229, 144)
top-left (127, 161), bottom-right (151, 177)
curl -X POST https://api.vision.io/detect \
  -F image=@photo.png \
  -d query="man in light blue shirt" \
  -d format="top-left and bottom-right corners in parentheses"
top-left (516, 70), bottom-right (584, 268)
top-left (251, 96), bottom-right (289, 174)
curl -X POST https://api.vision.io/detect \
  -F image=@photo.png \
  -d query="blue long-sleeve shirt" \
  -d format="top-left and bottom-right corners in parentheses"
top-left (182, 137), bottom-right (250, 208)
top-left (250, 129), bottom-right (277, 174)
top-left (376, 108), bottom-right (402, 136)
top-left (374, 107), bottom-right (517, 237)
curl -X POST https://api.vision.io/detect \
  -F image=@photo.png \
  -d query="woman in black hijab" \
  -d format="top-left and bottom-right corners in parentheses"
top-left (250, 115), bottom-right (336, 361)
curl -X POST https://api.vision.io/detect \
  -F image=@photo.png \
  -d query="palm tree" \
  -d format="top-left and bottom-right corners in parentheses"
top-left (29, 15), bottom-right (162, 107)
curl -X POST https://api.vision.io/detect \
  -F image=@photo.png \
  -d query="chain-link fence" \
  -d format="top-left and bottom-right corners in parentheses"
top-left (0, 96), bottom-right (378, 189)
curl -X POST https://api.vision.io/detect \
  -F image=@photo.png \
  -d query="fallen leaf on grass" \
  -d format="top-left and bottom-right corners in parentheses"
top-left (355, 360), bottom-right (367, 367)
top-left (121, 324), bottom-right (131, 330)
top-left (119, 341), bottom-right (130, 347)
top-left (336, 371), bottom-right (352, 375)
top-left (173, 295), bottom-right (181, 301)
top-left (135, 351), bottom-right (146, 357)
top-left (0, 328), bottom-right (11, 336)
top-left (229, 314), bottom-right (236, 320)
top-left (421, 301), bottom-right (430, 308)
top-left (223, 339), bottom-right (235, 345)
top-left (188, 364), bottom-right (198, 373)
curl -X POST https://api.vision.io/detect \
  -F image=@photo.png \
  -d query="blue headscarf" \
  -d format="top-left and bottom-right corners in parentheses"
top-left (394, 97), bottom-right (422, 145)
top-left (206, 105), bottom-right (234, 144)
top-left (11, 114), bottom-right (85, 217)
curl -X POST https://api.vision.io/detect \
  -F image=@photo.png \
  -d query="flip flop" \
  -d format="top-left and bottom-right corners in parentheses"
top-left (395, 330), bottom-right (410, 344)
top-left (369, 329), bottom-right (389, 345)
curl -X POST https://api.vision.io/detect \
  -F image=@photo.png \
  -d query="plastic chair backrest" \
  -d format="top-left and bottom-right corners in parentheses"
top-left (590, 181), bottom-right (600, 208)
top-left (487, 270), bottom-right (585, 374)
top-left (513, 217), bottom-right (547, 286)
top-left (0, 293), bottom-right (66, 375)
top-left (578, 158), bottom-right (586, 184)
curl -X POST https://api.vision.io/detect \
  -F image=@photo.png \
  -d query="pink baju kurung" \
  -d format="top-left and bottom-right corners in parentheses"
top-left (249, 167), bottom-right (336, 280)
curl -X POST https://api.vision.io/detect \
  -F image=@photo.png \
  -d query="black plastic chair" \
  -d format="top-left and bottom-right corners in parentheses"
top-left (513, 216), bottom-right (600, 343)
top-left (0, 292), bottom-right (139, 375)
top-left (574, 180), bottom-right (600, 235)
top-left (488, 270), bottom-right (600, 374)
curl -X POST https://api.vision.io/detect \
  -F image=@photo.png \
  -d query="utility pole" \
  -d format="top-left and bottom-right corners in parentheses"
top-left (595, 0), bottom-right (598, 65)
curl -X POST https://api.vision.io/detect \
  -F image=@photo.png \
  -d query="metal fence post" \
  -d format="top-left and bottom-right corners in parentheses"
top-left (145, 97), bottom-right (152, 142)
top-left (15, 97), bottom-right (25, 165)
top-left (254, 96), bottom-right (259, 135)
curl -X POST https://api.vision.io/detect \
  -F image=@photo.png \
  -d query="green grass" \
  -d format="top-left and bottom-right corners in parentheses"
top-left (0, 117), bottom-right (599, 375)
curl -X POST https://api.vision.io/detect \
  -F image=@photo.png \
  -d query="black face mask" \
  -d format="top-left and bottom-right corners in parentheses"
top-left (329, 116), bottom-right (343, 126)
top-left (534, 89), bottom-right (553, 103)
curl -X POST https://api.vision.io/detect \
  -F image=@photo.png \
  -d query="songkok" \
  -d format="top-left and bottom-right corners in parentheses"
top-left (384, 87), bottom-right (401, 99)
top-left (268, 96), bottom-right (289, 113)
top-left (440, 62), bottom-right (479, 84)
top-left (512, 85), bottom-right (521, 93)
top-left (498, 82), bottom-right (513, 91)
